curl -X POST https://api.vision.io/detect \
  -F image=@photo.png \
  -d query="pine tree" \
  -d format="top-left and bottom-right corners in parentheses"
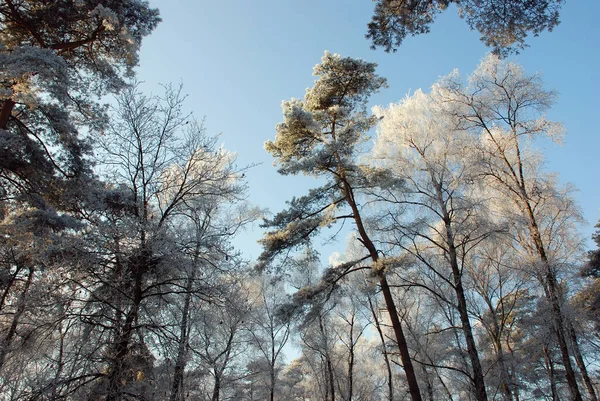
top-left (260, 52), bottom-right (423, 401)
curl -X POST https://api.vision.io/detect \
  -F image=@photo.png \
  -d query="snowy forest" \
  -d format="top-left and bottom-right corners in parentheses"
top-left (1, 1), bottom-right (600, 401)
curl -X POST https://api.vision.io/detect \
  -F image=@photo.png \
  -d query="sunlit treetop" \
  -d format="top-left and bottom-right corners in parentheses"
top-left (265, 52), bottom-right (387, 176)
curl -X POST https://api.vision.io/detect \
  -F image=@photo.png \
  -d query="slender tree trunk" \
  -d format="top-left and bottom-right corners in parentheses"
top-left (529, 215), bottom-right (582, 401)
top-left (505, 333), bottom-right (521, 401)
top-left (269, 364), bottom-right (275, 401)
top-left (270, 330), bottom-right (276, 401)
top-left (170, 271), bottom-right (195, 401)
top-left (512, 168), bottom-right (582, 401)
top-left (0, 265), bottom-right (24, 313)
top-left (492, 335), bottom-right (513, 401)
top-left (327, 355), bottom-right (336, 401)
top-left (318, 315), bottom-right (336, 401)
top-left (340, 177), bottom-right (422, 401)
top-left (482, 291), bottom-right (514, 401)
top-left (0, 266), bottom-right (34, 370)
top-left (421, 365), bottom-right (435, 401)
top-left (379, 277), bottom-right (423, 400)
top-left (450, 259), bottom-right (488, 401)
top-left (347, 314), bottom-right (355, 401)
top-left (568, 321), bottom-right (598, 401)
top-left (51, 320), bottom-right (68, 400)
top-left (368, 296), bottom-right (394, 401)
top-left (543, 345), bottom-right (559, 401)
top-left (434, 180), bottom-right (488, 401)
top-left (211, 323), bottom-right (236, 401)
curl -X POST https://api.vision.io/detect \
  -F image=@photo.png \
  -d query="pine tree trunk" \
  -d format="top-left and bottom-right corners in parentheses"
top-left (0, 99), bottom-right (15, 129)
top-left (341, 177), bottom-right (423, 401)
top-left (0, 267), bottom-right (34, 370)
top-left (568, 321), bottom-right (598, 401)
top-left (379, 277), bottom-right (422, 401)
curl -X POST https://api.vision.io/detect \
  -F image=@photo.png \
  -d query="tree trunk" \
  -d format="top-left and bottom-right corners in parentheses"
top-left (568, 320), bottom-right (598, 401)
top-left (379, 277), bottom-right (422, 400)
top-left (211, 373), bottom-right (221, 401)
top-left (318, 314), bottom-right (336, 401)
top-left (170, 271), bottom-right (195, 401)
top-left (435, 181), bottom-right (488, 401)
top-left (452, 268), bottom-right (488, 401)
top-left (0, 266), bottom-right (34, 370)
top-left (270, 330), bottom-right (276, 401)
top-left (534, 234), bottom-right (582, 401)
top-left (327, 355), bottom-right (336, 401)
top-left (269, 365), bottom-right (275, 401)
top-left (492, 335), bottom-right (513, 401)
top-left (520, 183), bottom-right (582, 401)
top-left (347, 313), bottom-right (355, 401)
top-left (421, 365), bottom-right (435, 401)
top-left (368, 296), bottom-right (394, 401)
top-left (106, 251), bottom-right (146, 401)
top-left (341, 177), bottom-right (422, 401)
top-left (0, 99), bottom-right (15, 129)
top-left (543, 345), bottom-right (559, 401)
top-left (0, 265), bottom-right (24, 313)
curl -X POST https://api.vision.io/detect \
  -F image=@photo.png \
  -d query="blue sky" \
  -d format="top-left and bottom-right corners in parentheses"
top-left (136, 0), bottom-right (600, 260)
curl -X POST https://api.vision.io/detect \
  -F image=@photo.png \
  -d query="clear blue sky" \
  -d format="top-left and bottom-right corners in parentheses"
top-left (136, 0), bottom-right (600, 260)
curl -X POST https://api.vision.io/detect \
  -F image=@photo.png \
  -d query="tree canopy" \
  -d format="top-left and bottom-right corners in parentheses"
top-left (1, 2), bottom-right (599, 401)
top-left (367, 0), bottom-right (564, 55)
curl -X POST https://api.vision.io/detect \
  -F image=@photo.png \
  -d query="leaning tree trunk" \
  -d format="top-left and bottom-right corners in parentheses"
top-left (568, 320), bottom-right (598, 401)
top-left (340, 176), bottom-right (422, 401)
top-left (346, 313), bottom-right (356, 401)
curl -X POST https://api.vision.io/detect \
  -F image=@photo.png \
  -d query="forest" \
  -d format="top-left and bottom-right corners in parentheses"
top-left (1, 1), bottom-right (599, 400)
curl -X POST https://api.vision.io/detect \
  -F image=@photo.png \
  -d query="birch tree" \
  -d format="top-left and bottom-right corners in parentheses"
top-left (438, 54), bottom-right (590, 401)
top-left (373, 88), bottom-right (493, 401)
